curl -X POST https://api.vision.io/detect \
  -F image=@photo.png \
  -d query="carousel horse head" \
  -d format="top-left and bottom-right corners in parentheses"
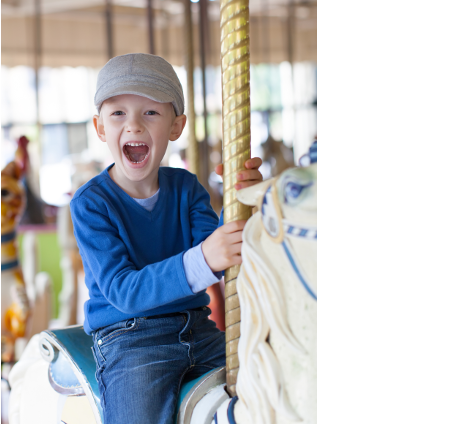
top-left (228, 164), bottom-right (317, 424)
top-left (1, 137), bottom-right (31, 362)
top-left (1, 135), bottom-right (29, 234)
top-left (238, 165), bottom-right (316, 240)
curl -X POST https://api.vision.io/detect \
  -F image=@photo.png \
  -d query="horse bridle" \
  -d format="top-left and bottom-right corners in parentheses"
top-left (1, 230), bottom-right (20, 271)
top-left (260, 179), bottom-right (317, 301)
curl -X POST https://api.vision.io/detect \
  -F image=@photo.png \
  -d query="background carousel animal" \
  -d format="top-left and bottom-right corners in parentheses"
top-left (1, 150), bottom-right (31, 363)
top-left (1, 137), bottom-right (53, 364)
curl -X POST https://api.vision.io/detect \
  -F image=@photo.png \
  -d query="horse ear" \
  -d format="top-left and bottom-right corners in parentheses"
top-left (15, 136), bottom-right (30, 175)
top-left (1, 161), bottom-right (21, 180)
top-left (236, 179), bottom-right (273, 207)
top-left (1, 136), bottom-right (29, 180)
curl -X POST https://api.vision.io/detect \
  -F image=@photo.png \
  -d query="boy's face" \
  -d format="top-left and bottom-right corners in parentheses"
top-left (93, 94), bottom-right (186, 186)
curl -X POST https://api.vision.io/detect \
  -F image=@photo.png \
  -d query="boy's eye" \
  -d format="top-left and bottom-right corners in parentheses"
top-left (112, 111), bottom-right (125, 116)
top-left (145, 110), bottom-right (158, 115)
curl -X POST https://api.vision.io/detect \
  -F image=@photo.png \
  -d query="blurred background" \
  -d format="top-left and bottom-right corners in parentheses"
top-left (1, 0), bottom-right (316, 326)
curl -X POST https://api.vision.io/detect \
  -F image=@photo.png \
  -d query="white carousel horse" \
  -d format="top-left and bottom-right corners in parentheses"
top-left (188, 162), bottom-right (317, 424)
top-left (231, 143), bottom-right (318, 424)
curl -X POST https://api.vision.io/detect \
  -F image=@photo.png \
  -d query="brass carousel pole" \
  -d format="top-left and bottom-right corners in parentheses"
top-left (33, 0), bottom-right (42, 197)
top-left (34, 0), bottom-right (41, 127)
top-left (198, 0), bottom-right (210, 190)
top-left (220, 0), bottom-right (252, 397)
top-left (146, 0), bottom-right (155, 55)
top-left (184, 0), bottom-right (199, 177)
top-left (105, 0), bottom-right (114, 59)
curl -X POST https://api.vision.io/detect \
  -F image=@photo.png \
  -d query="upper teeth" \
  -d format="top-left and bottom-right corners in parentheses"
top-left (125, 143), bottom-right (146, 146)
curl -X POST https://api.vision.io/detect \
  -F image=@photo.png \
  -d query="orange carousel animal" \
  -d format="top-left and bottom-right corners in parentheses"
top-left (1, 137), bottom-right (31, 362)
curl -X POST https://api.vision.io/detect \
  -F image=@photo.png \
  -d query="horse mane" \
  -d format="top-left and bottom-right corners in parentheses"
top-left (236, 211), bottom-right (304, 424)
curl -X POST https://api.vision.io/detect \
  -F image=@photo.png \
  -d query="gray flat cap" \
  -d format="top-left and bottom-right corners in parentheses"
top-left (94, 53), bottom-right (185, 116)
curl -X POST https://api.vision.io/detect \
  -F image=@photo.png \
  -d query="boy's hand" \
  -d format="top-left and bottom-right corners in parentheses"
top-left (215, 157), bottom-right (263, 190)
top-left (202, 220), bottom-right (247, 272)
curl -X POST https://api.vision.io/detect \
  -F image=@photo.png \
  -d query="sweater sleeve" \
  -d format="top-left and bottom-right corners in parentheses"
top-left (218, 208), bottom-right (224, 227)
top-left (183, 243), bottom-right (222, 293)
top-left (70, 196), bottom-right (194, 314)
top-left (187, 173), bottom-right (220, 246)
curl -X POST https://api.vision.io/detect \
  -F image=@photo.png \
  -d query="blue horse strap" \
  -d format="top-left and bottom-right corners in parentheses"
top-left (309, 140), bottom-right (317, 163)
top-left (1, 231), bottom-right (16, 244)
top-left (227, 396), bottom-right (239, 424)
top-left (283, 223), bottom-right (317, 240)
top-left (1, 259), bottom-right (19, 271)
top-left (299, 140), bottom-right (317, 167)
top-left (282, 240), bottom-right (317, 301)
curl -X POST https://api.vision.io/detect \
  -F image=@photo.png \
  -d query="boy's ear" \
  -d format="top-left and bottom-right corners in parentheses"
top-left (93, 115), bottom-right (106, 142)
top-left (169, 114), bottom-right (187, 141)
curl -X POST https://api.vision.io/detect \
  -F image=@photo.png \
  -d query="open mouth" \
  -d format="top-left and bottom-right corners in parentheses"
top-left (123, 143), bottom-right (150, 164)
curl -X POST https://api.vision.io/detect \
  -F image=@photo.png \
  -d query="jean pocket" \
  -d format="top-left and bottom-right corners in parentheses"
top-left (97, 318), bottom-right (139, 347)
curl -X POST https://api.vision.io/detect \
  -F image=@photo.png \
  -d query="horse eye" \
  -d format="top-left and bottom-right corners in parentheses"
top-left (1, 189), bottom-right (10, 198)
top-left (285, 182), bottom-right (304, 199)
top-left (284, 181), bottom-right (313, 204)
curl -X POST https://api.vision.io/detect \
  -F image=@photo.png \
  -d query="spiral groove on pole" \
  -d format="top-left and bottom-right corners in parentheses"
top-left (220, 0), bottom-right (252, 397)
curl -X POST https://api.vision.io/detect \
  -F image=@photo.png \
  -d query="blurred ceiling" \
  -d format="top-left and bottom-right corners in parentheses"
top-left (1, 0), bottom-right (316, 68)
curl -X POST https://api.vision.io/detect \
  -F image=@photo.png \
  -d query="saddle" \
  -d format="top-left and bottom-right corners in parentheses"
top-left (39, 326), bottom-right (226, 424)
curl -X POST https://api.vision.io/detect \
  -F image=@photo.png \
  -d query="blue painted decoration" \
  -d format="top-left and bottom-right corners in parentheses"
top-left (282, 241), bottom-right (317, 301)
top-left (227, 396), bottom-right (239, 424)
top-left (1, 231), bottom-right (16, 243)
top-left (1, 260), bottom-right (19, 271)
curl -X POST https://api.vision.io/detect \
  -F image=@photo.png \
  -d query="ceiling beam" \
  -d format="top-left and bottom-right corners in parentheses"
top-left (1, 0), bottom-right (107, 16)
top-left (2, 0), bottom-right (19, 7)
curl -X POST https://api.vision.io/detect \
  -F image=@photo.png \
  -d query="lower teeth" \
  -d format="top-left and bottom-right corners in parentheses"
top-left (126, 153), bottom-right (149, 164)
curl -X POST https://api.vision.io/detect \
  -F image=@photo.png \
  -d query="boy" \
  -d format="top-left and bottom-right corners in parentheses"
top-left (70, 53), bottom-right (263, 424)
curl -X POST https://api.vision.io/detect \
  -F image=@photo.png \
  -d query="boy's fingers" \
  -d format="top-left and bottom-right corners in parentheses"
top-left (215, 163), bottom-right (223, 176)
top-left (235, 180), bottom-right (263, 190)
top-left (226, 231), bottom-right (243, 244)
top-left (229, 243), bottom-right (243, 255)
top-left (245, 157), bottom-right (262, 169)
top-left (221, 220), bottom-right (247, 233)
top-left (237, 169), bottom-right (263, 182)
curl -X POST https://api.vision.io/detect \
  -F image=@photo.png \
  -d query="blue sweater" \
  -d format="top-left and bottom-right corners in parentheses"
top-left (70, 165), bottom-right (219, 334)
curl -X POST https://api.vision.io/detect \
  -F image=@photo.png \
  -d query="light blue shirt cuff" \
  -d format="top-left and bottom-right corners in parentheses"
top-left (183, 243), bottom-right (222, 293)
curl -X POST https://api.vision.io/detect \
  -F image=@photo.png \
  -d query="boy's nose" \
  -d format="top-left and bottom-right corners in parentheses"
top-left (126, 116), bottom-right (144, 133)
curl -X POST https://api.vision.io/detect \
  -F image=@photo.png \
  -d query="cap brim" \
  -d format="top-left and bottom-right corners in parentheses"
top-left (95, 84), bottom-right (177, 113)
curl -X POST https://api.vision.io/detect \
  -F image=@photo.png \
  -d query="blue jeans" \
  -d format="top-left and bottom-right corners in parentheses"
top-left (91, 307), bottom-right (226, 424)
